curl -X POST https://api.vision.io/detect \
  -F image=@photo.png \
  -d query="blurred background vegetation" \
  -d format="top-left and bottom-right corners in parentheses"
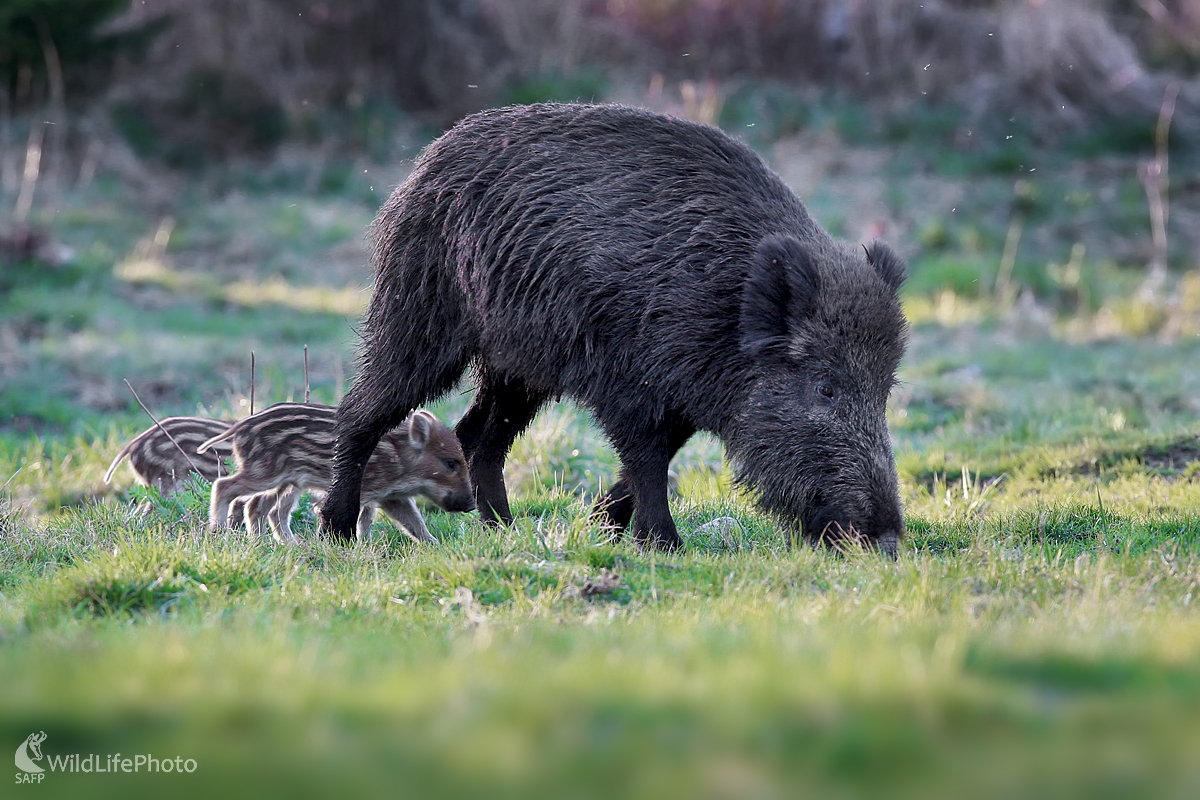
top-left (4, 0), bottom-right (1200, 321)
top-left (3, 4), bottom-right (1200, 799)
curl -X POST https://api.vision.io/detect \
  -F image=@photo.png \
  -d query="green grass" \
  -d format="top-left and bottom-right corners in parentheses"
top-left (3, 486), bottom-right (1200, 798)
top-left (4, 110), bottom-right (1200, 798)
top-left (3, 339), bottom-right (1199, 798)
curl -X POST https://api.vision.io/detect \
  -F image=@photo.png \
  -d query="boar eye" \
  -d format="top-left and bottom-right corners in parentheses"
top-left (443, 458), bottom-right (460, 473)
top-left (816, 382), bottom-right (836, 401)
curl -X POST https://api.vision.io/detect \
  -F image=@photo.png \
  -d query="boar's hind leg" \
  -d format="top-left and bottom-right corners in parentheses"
top-left (455, 375), bottom-right (548, 526)
top-left (603, 417), bottom-right (695, 551)
top-left (593, 422), bottom-right (695, 537)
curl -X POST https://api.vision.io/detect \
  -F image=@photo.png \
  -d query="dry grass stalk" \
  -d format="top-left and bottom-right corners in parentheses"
top-left (995, 179), bottom-right (1034, 308)
top-left (13, 122), bottom-right (44, 224)
top-left (1140, 82), bottom-right (1178, 297)
top-left (33, 16), bottom-right (66, 185)
top-left (250, 351), bottom-right (255, 416)
top-left (995, 213), bottom-right (1024, 308)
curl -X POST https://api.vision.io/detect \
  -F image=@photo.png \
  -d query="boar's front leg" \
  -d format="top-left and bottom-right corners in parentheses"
top-left (604, 416), bottom-right (695, 551)
top-left (455, 374), bottom-right (548, 526)
top-left (325, 417), bottom-right (392, 541)
top-left (594, 420), bottom-right (695, 542)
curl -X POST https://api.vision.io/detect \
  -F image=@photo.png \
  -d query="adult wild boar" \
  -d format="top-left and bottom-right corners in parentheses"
top-left (321, 102), bottom-right (909, 554)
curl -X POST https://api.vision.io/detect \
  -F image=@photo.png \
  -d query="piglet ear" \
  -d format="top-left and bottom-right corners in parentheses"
top-left (740, 235), bottom-right (819, 357)
top-left (407, 410), bottom-right (432, 451)
top-left (864, 241), bottom-right (906, 293)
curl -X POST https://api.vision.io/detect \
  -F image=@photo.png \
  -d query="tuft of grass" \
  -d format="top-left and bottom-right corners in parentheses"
top-left (31, 536), bottom-right (281, 620)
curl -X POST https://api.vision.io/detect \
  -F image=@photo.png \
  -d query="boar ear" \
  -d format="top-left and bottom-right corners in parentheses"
top-left (864, 241), bottom-right (906, 293)
top-left (740, 235), bottom-right (819, 357)
top-left (407, 410), bottom-right (432, 451)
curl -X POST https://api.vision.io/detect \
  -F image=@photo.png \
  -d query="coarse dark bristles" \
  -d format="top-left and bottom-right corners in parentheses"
top-left (324, 102), bottom-right (907, 555)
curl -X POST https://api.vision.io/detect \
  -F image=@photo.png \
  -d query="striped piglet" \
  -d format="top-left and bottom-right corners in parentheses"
top-left (199, 403), bottom-right (474, 544)
top-left (105, 416), bottom-right (234, 494)
top-left (106, 415), bottom-right (266, 528)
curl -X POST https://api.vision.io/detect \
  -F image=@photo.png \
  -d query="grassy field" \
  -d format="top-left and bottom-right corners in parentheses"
top-left (3, 116), bottom-right (1200, 798)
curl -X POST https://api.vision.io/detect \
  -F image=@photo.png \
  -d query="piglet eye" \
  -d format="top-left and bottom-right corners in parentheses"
top-left (443, 458), bottom-right (460, 473)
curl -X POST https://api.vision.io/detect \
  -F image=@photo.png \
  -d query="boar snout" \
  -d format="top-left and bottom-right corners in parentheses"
top-left (875, 530), bottom-right (900, 559)
top-left (802, 487), bottom-right (903, 559)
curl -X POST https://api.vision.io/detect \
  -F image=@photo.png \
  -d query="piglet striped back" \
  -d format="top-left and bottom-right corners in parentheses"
top-left (105, 416), bottom-right (233, 493)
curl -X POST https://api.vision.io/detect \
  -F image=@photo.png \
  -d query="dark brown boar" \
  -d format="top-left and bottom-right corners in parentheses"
top-left (200, 403), bottom-right (473, 543)
top-left (321, 102), bottom-right (908, 555)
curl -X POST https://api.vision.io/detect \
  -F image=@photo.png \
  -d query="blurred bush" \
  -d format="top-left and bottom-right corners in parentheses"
top-left (0, 0), bottom-right (165, 108)
top-left (90, 0), bottom-right (511, 164)
top-left (10, 0), bottom-right (1200, 166)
